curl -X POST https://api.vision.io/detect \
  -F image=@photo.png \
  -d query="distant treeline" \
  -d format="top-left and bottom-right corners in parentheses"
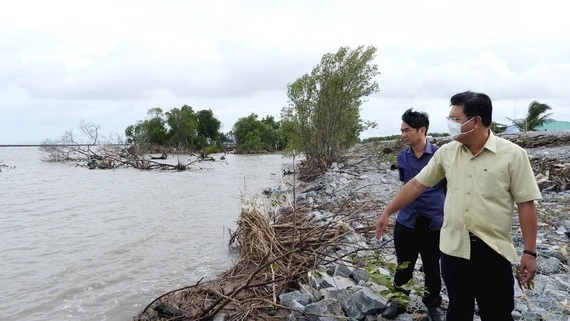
top-left (124, 106), bottom-right (285, 154)
top-left (361, 132), bottom-right (450, 143)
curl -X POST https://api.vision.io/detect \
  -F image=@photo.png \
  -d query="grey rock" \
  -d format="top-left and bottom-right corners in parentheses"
top-left (338, 177), bottom-right (350, 185)
top-left (367, 282), bottom-right (390, 296)
top-left (540, 250), bottom-right (568, 264)
top-left (553, 274), bottom-right (570, 292)
top-left (538, 257), bottom-right (564, 275)
top-left (344, 287), bottom-right (387, 320)
top-left (536, 296), bottom-right (564, 313)
top-left (326, 264), bottom-right (353, 278)
top-left (351, 268), bottom-right (371, 283)
top-left (545, 286), bottom-right (570, 302)
top-left (280, 290), bottom-right (312, 307)
top-left (511, 311), bottom-right (523, 320)
top-left (324, 287), bottom-right (361, 310)
top-left (289, 300), bottom-right (307, 313)
top-left (514, 302), bottom-right (529, 313)
top-left (556, 226), bottom-right (568, 235)
top-left (308, 275), bottom-right (320, 289)
top-left (537, 243), bottom-right (552, 251)
top-left (529, 275), bottom-right (548, 294)
top-left (304, 298), bottom-right (345, 321)
top-left (300, 283), bottom-right (322, 303)
top-left (522, 310), bottom-right (546, 321)
top-left (320, 275), bottom-right (357, 290)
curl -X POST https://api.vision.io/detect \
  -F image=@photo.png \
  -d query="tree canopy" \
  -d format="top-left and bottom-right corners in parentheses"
top-left (125, 106), bottom-right (224, 150)
top-left (232, 113), bottom-right (284, 152)
top-left (281, 45), bottom-right (380, 171)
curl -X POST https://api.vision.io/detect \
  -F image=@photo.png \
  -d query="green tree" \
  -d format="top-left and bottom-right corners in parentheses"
top-left (125, 122), bottom-right (144, 144)
top-left (508, 101), bottom-right (553, 132)
top-left (233, 113), bottom-right (263, 150)
top-left (231, 113), bottom-right (285, 152)
top-left (125, 106), bottom-right (223, 150)
top-left (144, 108), bottom-right (169, 145)
top-left (281, 45), bottom-right (380, 170)
top-left (261, 115), bottom-right (283, 150)
top-left (196, 109), bottom-right (222, 148)
top-left (166, 105), bottom-right (198, 148)
top-left (125, 108), bottom-right (168, 146)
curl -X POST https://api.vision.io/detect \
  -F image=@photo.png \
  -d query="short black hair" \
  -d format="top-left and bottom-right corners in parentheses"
top-left (450, 91), bottom-right (493, 127)
top-left (401, 108), bottom-right (429, 133)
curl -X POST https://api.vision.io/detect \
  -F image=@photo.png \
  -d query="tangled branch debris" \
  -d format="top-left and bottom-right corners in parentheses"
top-left (532, 158), bottom-right (570, 192)
top-left (502, 131), bottom-right (570, 148)
top-left (134, 197), bottom-right (383, 321)
top-left (38, 120), bottom-right (221, 171)
top-left (0, 160), bottom-right (15, 172)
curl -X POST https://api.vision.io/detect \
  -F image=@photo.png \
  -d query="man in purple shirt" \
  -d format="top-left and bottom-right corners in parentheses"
top-left (382, 109), bottom-right (446, 321)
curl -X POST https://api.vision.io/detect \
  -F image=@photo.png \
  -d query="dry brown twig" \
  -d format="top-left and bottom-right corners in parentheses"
top-left (134, 193), bottom-right (386, 321)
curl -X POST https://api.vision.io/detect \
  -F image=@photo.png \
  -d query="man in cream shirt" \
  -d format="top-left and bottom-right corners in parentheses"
top-left (376, 91), bottom-right (541, 321)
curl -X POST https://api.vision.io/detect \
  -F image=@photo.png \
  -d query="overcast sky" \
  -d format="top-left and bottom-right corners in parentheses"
top-left (1, 0), bottom-right (569, 144)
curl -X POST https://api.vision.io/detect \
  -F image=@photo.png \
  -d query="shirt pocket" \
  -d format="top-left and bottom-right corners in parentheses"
top-left (479, 169), bottom-right (509, 199)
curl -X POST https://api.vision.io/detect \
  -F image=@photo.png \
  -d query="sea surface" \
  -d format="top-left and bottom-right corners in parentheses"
top-left (0, 147), bottom-right (289, 321)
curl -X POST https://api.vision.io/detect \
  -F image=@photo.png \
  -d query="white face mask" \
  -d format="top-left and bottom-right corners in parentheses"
top-left (447, 117), bottom-right (474, 139)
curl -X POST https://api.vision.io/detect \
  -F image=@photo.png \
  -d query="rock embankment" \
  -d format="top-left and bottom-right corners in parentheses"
top-left (278, 138), bottom-right (570, 321)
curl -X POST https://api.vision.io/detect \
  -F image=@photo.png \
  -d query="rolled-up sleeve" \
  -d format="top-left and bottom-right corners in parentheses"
top-left (510, 149), bottom-right (542, 203)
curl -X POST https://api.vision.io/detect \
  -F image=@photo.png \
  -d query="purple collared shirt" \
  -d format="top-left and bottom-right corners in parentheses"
top-left (396, 141), bottom-right (445, 230)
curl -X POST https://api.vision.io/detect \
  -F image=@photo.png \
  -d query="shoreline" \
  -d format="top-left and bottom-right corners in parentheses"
top-left (134, 133), bottom-right (570, 321)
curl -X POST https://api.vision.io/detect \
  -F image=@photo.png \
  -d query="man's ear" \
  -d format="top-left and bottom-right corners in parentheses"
top-left (419, 127), bottom-right (427, 136)
top-left (474, 116), bottom-right (483, 127)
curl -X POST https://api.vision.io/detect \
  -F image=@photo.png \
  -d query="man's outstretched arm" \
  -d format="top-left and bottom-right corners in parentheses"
top-left (375, 178), bottom-right (427, 239)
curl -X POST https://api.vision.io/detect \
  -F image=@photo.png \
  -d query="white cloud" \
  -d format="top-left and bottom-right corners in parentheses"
top-left (1, 0), bottom-right (569, 144)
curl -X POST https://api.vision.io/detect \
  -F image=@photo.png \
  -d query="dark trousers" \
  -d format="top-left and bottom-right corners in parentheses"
top-left (441, 234), bottom-right (514, 321)
top-left (393, 218), bottom-right (442, 308)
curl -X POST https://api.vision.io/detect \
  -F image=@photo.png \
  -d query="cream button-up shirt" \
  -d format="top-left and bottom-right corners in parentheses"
top-left (415, 131), bottom-right (542, 262)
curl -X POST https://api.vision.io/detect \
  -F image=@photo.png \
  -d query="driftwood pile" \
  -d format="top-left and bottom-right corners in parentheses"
top-left (134, 198), bottom-right (382, 321)
top-left (502, 131), bottom-right (570, 148)
top-left (503, 131), bottom-right (570, 191)
top-left (40, 143), bottom-right (218, 171)
top-left (531, 158), bottom-right (570, 192)
top-left (381, 132), bottom-right (570, 192)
